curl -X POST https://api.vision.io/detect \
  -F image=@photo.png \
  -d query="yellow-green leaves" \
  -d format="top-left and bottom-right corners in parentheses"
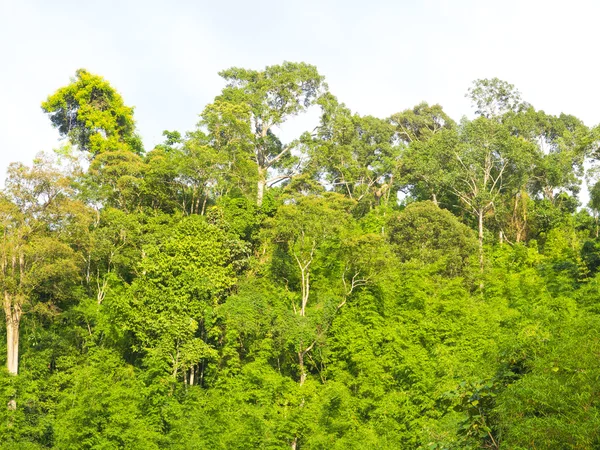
top-left (42, 69), bottom-right (140, 156)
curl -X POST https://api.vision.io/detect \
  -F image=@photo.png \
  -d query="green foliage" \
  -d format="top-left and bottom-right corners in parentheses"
top-left (495, 315), bottom-right (600, 449)
top-left (42, 69), bottom-right (141, 156)
top-left (308, 95), bottom-right (399, 212)
top-left (5, 64), bottom-right (600, 449)
top-left (112, 215), bottom-right (237, 381)
top-left (53, 349), bottom-right (161, 449)
top-left (387, 201), bottom-right (478, 277)
top-left (466, 77), bottom-right (526, 119)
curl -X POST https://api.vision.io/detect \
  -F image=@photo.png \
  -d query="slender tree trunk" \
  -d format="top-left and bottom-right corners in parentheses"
top-left (300, 270), bottom-right (309, 317)
top-left (200, 360), bottom-right (205, 387)
top-left (432, 192), bottom-right (438, 206)
top-left (201, 195), bottom-right (208, 216)
top-left (298, 349), bottom-right (307, 386)
top-left (478, 210), bottom-right (484, 273)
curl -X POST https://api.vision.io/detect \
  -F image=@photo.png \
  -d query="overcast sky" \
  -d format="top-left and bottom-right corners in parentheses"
top-left (1, 0), bottom-right (599, 193)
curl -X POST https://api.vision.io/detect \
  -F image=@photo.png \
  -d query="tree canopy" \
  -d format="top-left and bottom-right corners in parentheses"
top-left (1, 65), bottom-right (600, 449)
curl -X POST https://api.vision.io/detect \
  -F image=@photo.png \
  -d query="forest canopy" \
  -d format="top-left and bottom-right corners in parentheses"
top-left (2, 63), bottom-right (600, 449)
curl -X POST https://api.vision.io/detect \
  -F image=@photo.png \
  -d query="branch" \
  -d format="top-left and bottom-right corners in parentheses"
top-left (266, 144), bottom-right (293, 168)
top-left (302, 339), bottom-right (317, 356)
top-left (267, 174), bottom-right (291, 187)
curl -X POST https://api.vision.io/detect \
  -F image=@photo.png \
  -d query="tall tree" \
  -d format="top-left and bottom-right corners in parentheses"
top-left (466, 77), bottom-right (527, 119)
top-left (390, 101), bottom-right (456, 144)
top-left (450, 118), bottom-right (536, 270)
top-left (504, 108), bottom-right (592, 201)
top-left (307, 94), bottom-right (398, 210)
top-left (205, 62), bottom-right (326, 206)
top-left (115, 215), bottom-right (238, 384)
top-left (390, 102), bottom-right (456, 205)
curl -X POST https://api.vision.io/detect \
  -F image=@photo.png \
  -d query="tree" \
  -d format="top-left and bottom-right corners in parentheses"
top-left (0, 156), bottom-right (80, 383)
top-left (42, 69), bottom-right (142, 156)
top-left (466, 78), bottom-right (527, 119)
top-left (308, 94), bottom-right (398, 211)
top-left (450, 118), bottom-right (536, 270)
top-left (390, 102), bottom-right (457, 205)
top-left (85, 149), bottom-right (147, 211)
top-left (390, 101), bottom-right (456, 144)
top-left (387, 201), bottom-right (478, 277)
top-left (269, 194), bottom-right (351, 323)
top-left (115, 215), bottom-right (238, 384)
top-left (589, 181), bottom-right (600, 237)
top-left (205, 62), bottom-right (326, 206)
top-left (504, 108), bottom-right (592, 202)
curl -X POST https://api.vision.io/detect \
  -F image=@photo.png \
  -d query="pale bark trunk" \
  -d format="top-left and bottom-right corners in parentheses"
top-left (8, 321), bottom-right (19, 376)
top-left (512, 191), bottom-right (527, 243)
top-left (4, 293), bottom-right (20, 376)
top-left (4, 292), bottom-right (20, 410)
top-left (300, 270), bottom-right (309, 317)
top-left (257, 167), bottom-right (267, 207)
top-left (298, 350), bottom-right (306, 386)
top-left (201, 195), bottom-right (208, 216)
top-left (478, 210), bottom-right (484, 273)
top-left (432, 192), bottom-right (438, 206)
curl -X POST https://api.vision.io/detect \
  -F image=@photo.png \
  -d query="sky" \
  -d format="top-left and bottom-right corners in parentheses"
top-left (1, 0), bottom-right (600, 198)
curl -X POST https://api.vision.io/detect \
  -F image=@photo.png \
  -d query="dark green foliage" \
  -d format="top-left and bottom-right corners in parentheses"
top-left (387, 201), bottom-right (478, 277)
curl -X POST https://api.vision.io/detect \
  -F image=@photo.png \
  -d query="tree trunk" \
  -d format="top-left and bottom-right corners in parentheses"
top-left (257, 167), bottom-right (267, 207)
top-left (4, 293), bottom-right (20, 411)
top-left (300, 269), bottom-right (309, 317)
top-left (478, 210), bottom-right (484, 273)
top-left (4, 293), bottom-right (21, 376)
top-left (298, 349), bottom-right (307, 386)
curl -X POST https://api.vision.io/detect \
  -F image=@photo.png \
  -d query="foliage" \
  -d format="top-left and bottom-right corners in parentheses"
top-left (2, 65), bottom-right (600, 450)
top-left (42, 69), bottom-right (142, 156)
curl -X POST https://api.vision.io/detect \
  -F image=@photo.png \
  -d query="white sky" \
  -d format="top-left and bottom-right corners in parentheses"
top-left (1, 0), bottom-right (599, 199)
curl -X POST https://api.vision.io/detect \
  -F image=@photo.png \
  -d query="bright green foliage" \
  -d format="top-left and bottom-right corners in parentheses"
top-left (495, 315), bottom-right (600, 449)
top-left (53, 349), bottom-right (161, 449)
top-left (113, 215), bottom-right (237, 381)
top-left (391, 102), bottom-right (457, 205)
top-left (42, 69), bottom-right (142, 155)
top-left (5, 64), bottom-right (600, 450)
